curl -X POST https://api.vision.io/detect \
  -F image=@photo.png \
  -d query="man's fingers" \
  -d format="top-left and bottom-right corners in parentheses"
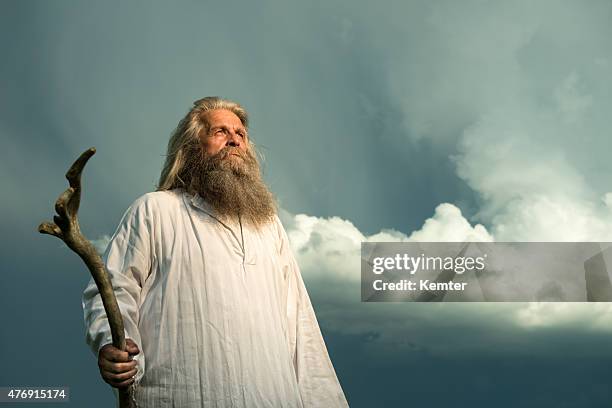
top-left (98, 341), bottom-right (140, 389)
top-left (100, 345), bottom-right (130, 363)
top-left (108, 376), bottom-right (135, 389)
top-left (125, 339), bottom-right (141, 355)
top-left (99, 359), bottom-right (137, 374)
top-left (106, 368), bottom-right (138, 382)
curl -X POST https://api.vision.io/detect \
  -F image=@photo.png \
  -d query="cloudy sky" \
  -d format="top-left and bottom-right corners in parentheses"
top-left (2, 0), bottom-right (612, 406)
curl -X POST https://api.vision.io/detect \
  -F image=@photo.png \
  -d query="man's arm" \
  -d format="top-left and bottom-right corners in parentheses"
top-left (82, 195), bottom-right (154, 385)
top-left (276, 217), bottom-right (350, 408)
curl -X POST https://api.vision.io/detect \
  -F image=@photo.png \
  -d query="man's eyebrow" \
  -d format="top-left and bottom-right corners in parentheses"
top-left (210, 125), bottom-right (247, 133)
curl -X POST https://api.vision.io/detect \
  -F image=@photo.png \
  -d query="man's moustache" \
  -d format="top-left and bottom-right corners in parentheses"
top-left (215, 147), bottom-right (247, 160)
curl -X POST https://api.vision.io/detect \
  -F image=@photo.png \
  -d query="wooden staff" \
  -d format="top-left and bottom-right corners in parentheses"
top-left (38, 147), bottom-right (136, 408)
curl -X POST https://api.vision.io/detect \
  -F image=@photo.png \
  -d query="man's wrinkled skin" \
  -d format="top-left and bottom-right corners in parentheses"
top-left (200, 109), bottom-right (249, 156)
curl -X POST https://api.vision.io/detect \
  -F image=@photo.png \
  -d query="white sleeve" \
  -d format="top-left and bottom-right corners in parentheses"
top-left (278, 219), bottom-right (350, 408)
top-left (81, 196), bottom-right (153, 382)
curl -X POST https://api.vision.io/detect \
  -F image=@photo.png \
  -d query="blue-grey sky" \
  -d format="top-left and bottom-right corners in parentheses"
top-left (2, 1), bottom-right (612, 406)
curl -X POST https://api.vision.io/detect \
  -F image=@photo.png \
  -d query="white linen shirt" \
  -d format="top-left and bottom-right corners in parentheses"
top-left (82, 189), bottom-right (349, 407)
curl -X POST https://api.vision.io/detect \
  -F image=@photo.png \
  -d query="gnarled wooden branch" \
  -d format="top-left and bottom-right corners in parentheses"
top-left (38, 147), bottom-right (136, 408)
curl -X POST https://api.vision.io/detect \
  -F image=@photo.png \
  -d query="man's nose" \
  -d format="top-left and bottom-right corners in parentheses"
top-left (226, 132), bottom-right (241, 148)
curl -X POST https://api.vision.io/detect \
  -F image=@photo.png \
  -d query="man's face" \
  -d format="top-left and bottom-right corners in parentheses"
top-left (187, 107), bottom-right (277, 226)
top-left (200, 109), bottom-right (249, 157)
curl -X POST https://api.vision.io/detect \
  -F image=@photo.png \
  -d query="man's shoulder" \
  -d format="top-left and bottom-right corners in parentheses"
top-left (267, 213), bottom-right (290, 246)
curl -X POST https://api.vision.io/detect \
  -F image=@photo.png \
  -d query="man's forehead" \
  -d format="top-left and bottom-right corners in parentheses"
top-left (204, 109), bottom-right (246, 129)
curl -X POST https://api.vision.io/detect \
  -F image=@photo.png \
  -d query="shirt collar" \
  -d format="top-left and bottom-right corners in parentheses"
top-left (186, 190), bottom-right (216, 218)
top-left (183, 189), bottom-right (246, 254)
top-left (184, 189), bottom-right (241, 229)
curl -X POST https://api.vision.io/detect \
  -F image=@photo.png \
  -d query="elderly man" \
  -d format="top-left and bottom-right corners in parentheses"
top-left (82, 97), bottom-right (349, 407)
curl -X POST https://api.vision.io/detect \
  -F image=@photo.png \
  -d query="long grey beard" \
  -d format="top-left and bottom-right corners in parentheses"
top-left (184, 146), bottom-right (277, 228)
